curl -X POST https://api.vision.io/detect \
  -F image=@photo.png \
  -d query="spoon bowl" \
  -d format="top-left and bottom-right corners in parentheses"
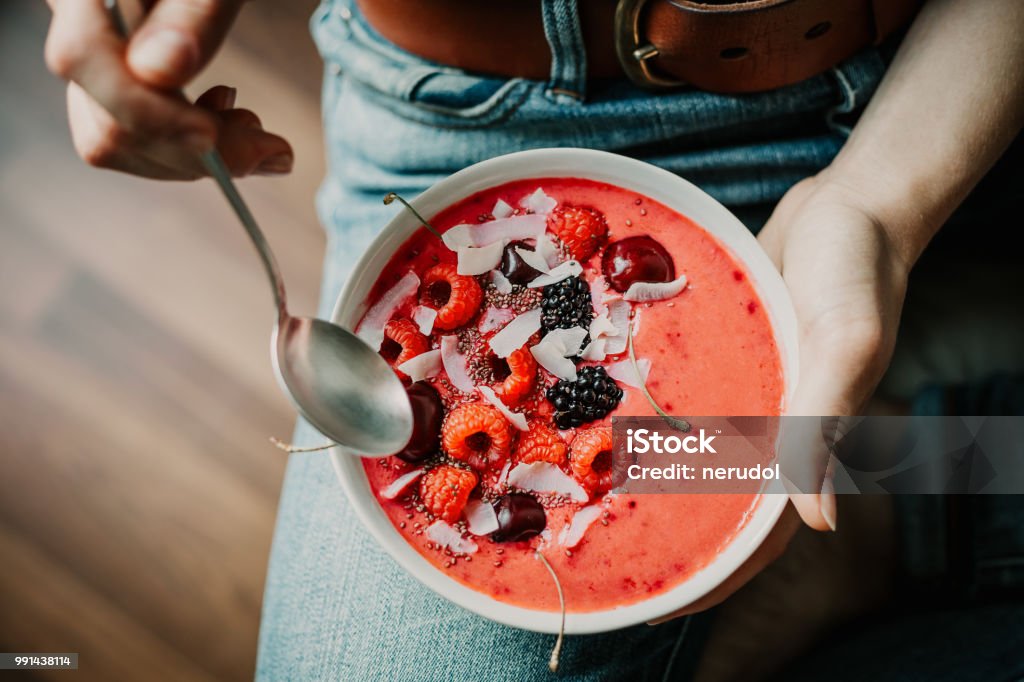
top-left (273, 315), bottom-right (413, 457)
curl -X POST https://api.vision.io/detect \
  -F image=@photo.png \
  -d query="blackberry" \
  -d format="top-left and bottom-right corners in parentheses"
top-left (546, 366), bottom-right (624, 430)
top-left (541, 275), bottom-right (593, 335)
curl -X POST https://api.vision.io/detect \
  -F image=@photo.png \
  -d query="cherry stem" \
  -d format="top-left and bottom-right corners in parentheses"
top-left (383, 192), bottom-right (444, 240)
top-left (627, 321), bottom-right (691, 432)
top-left (535, 551), bottom-right (565, 673)
top-left (269, 437), bottom-right (338, 453)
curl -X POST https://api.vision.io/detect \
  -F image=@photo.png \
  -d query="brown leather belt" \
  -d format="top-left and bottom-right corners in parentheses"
top-left (355, 0), bottom-right (922, 93)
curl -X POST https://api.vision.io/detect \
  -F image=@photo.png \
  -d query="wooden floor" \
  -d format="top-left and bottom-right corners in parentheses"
top-left (0, 2), bottom-right (325, 679)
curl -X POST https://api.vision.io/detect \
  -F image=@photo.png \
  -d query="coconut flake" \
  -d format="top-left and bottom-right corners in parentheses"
top-left (442, 214), bottom-right (546, 250)
top-left (580, 336), bottom-right (607, 362)
top-left (536, 233), bottom-right (563, 268)
top-left (544, 326), bottom-right (588, 357)
top-left (355, 271), bottom-right (420, 350)
top-left (380, 468), bottom-right (424, 500)
top-left (479, 306), bottom-right (515, 334)
top-left (520, 187), bottom-right (558, 215)
top-left (396, 349), bottom-right (442, 383)
top-left (488, 308), bottom-right (541, 358)
top-left (507, 462), bottom-right (588, 502)
top-left (426, 520), bottom-right (478, 554)
top-left (607, 357), bottom-right (650, 389)
top-left (589, 313), bottom-right (617, 339)
top-left (490, 270), bottom-right (513, 295)
top-left (558, 505), bottom-right (604, 548)
top-left (526, 260), bottom-right (583, 288)
top-left (412, 305), bottom-right (437, 336)
top-left (530, 340), bottom-right (577, 381)
top-left (457, 241), bottom-right (505, 276)
top-left (492, 198), bottom-right (513, 219)
top-left (514, 245), bottom-right (551, 274)
top-left (622, 275), bottom-right (688, 302)
top-left (440, 335), bottom-right (475, 393)
top-left (464, 499), bottom-right (500, 536)
top-left (479, 386), bottom-right (529, 431)
top-left (600, 299), bottom-right (632, 355)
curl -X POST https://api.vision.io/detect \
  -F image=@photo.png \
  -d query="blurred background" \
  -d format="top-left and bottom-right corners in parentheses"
top-left (1, 1), bottom-right (323, 679)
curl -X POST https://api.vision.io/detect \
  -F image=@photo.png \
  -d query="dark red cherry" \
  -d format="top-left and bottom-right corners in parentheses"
top-left (500, 241), bottom-right (544, 285)
top-left (601, 236), bottom-right (675, 293)
top-left (491, 493), bottom-right (546, 542)
top-left (396, 382), bottom-right (443, 463)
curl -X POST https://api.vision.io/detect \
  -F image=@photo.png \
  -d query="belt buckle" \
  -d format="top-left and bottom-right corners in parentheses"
top-left (614, 0), bottom-right (685, 89)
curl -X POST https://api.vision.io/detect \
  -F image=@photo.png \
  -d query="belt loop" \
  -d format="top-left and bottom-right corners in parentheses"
top-left (540, 0), bottom-right (587, 103)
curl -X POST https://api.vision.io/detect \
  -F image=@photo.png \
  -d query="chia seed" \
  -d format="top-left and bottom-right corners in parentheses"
top-left (486, 286), bottom-right (543, 314)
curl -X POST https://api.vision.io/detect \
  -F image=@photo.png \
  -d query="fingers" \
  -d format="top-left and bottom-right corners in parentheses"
top-left (195, 84), bottom-right (236, 111)
top-left (195, 89), bottom-right (294, 176)
top-left (127, 0), bottom-right (246, 89)
top-left (63, 77), bottom-right (292, 180)
top-left (45, 0), bottom-right (215, 147)
top-left (214, 109), bottom-right (294, 177)
top-left (66, 82), bottom-right (207, 179)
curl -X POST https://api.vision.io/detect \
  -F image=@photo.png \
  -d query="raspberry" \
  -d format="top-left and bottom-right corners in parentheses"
top-left (569, 425), bottom-right (614, 493)
top-left (419, 464), bottom-right (478, 523)
top-left (516, 420), bottom-right (567, 465)
top-left (421, 263), bottom-right (483, 330)
top-left (547, 205), bottom-right (608, 261)
top-left (381, 318), bottom-right (429, 380)
top-left (494, 345), bottom-right (537, 406)
top-left (547, 365), bottom-right (623, 430)
top-left (441, 402), bottom-right (512, 470)
top-left (541, 275), bottom-right (593, 338)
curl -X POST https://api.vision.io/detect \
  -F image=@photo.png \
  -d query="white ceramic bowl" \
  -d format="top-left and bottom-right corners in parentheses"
top-left (330, 148), bottom-right (798, 634)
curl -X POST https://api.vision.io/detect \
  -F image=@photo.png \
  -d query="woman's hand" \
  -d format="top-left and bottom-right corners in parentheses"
top-left (758, 175), bottom-right (909, 529)
top-left (44, 0), bottom-right (293, 179)
top-left (648, 176), bottom-right (909, 623)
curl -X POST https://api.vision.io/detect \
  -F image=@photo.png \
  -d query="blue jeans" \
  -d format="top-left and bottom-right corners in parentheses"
top-left (255, 1), bottom-right (888, 679)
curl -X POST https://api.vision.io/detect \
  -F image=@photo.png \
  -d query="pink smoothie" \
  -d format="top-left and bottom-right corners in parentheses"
top-left (359, 178), bottom-right (783, 613)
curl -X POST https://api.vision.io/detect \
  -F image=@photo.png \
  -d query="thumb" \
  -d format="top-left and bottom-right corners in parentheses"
top-left (127, 0), bottom-right (245, 89)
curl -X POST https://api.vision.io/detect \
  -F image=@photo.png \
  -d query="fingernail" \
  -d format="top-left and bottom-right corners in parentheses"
top-left (256, 153), bottom-right (293, 175)
top-left (130, 28), bottom-right (198, 80)
top-left (820, 475), bottom-right (837, 532)
top-left (221, 87), bottom-right (237, 110)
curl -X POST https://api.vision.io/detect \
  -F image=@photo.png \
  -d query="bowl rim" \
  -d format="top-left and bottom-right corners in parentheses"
top-left (328, 148), bottom-right (796, 634)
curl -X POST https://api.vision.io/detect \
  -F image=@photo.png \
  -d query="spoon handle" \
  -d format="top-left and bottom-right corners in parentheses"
top-left (104, 0), bottom-right (288, 318)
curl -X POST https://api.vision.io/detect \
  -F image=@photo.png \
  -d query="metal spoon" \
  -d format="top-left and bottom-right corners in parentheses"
top-left (105, 0), bottom-right (412, 456)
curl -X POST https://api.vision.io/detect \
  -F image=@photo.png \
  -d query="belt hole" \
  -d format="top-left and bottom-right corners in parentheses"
top-left (805, 21), bottom-right (832, 40)
top-left (719, 47), bottom-right (749, 60)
